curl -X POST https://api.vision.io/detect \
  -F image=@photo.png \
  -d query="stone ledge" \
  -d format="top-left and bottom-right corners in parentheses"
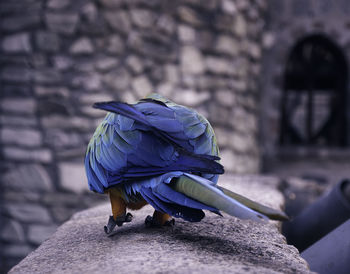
top-left (9, 175), bottom-right (311, 274)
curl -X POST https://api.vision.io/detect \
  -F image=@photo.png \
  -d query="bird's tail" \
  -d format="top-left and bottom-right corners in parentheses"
top-left (170, 173), bottom-right (289, 222)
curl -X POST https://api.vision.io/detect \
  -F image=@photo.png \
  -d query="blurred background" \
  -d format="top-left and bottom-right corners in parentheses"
top-left (1, 0), bottom-right (350, 272)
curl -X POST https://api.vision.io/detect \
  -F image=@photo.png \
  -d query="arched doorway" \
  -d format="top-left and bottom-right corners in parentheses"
top-left (280, 35), bottom-right (348, 147)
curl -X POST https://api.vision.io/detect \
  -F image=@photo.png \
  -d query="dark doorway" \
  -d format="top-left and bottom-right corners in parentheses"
top-left (280, 35), bottom-right (348, 147)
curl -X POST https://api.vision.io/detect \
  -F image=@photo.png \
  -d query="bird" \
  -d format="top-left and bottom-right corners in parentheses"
top-left (84, 93), bottom-right (288, 234)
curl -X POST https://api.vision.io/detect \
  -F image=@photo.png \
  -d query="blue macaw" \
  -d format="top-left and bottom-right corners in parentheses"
top-left (85, 93), bottom-right (288, 234)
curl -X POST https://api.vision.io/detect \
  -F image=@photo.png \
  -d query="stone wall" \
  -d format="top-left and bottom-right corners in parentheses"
top-left (0, 0), bottom-right (267, 272)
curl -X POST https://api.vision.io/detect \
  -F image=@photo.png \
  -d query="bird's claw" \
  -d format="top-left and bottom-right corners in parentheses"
top-left (104, 213), bottom-right (133, 234)
top-left (145, 215), bottom-right (175, 227)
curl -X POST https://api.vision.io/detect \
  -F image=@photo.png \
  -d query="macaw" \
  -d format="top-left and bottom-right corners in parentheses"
top-left (85, 93), bottom-right (288, 234)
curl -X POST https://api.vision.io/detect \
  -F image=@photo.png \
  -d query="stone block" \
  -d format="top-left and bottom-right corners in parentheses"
top-left (221, 0), bottom-right (237, 15)
top-left (33, 69), bottom-right (61, 84)
top-left (126, 55), bottom-right (143, 74)
top-left (205, 56), bottom-right (234, 75)
top-left (45, 13), bottom-right (79, 34)
top-left (180, 46), bottom-right (204, 74)
top-left (177, 6), bottom-right (203, 27)
top-left (214, 90), bottom-right (236, 107)
top-left (71, 74), bottom-right (101, 91)
top-left (35, 32), bottom-right (60, 52)
top-left (0, 115), bottom-right (37, 127)
top-left (59, 163), bottom-right (88, 193)
top-left (70, 38), bottom-right (94, 54)
top-left (0, 14), bottom-right (40, 32)
top-left (80, 94), bottom-right (114, 106)
top-left (131, 76), bottom-right (153, 98)
top-left (106, 35), bottom-right (125, 54)
top-left (99, 0), bottom-right (123, 8)
top-left (2, 33), bottom-right (32, 53)
top-left (173, 90), bottom-right (210, 107)
top-left (47, 0), bottom-right (70, 9)
top-left (178, 24), bottom-right (196, 43)
top-left (1, 98), bottom-right (36, 115)
top-left (5, 203), bottom-right (51, 223)
top-left (234, 15), bottom-right (247, 37)
top-left (41, 115), bottom-right (91, 131)
top-left (0, 219), bottom-right (25, 243)
top-left (3, 147), bottom-right (52, 163)
top-left (2, 164), bottom-right (53, 191)
top-left (82, 3), bottom-right (98, 23)
top-left (95, 56), bottom-right (118, 71)
top-left (45, 129), bottom-right (82, 149)
top-left (1, 67), bottom-right (31, 83)
top-left (3, 244), bottom-right (33, 258)
top-left (28, 225), bottom-right (58, 245)
top-left (130, 9), bottom-right (155, 28)
top-left (103, 69), bottom-right (130, 90)
top-left (164, 65), bottom-right (179, 83)
top-left (0, 128), bottom-right (42, 147)
top-left (35, 86), bottom-right (69, 97)
top-left (52, 55), bottom-right (73, 71)
top-left (104, 11), bottom-right (131, 33)
top-left (216, 35), bottom-right (239, 56)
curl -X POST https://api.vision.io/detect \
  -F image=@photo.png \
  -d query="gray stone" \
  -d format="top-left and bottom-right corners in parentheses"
top-left (9, 175), bottom-right (311, 274)
top-left (99, 0), bottom-right (123, 8)
top-left (178, 6), bottom-right (202, 27)
top-left (72, 74), bottom-right (101, 91)
top-left (45, 13), bottom-right (79, 34)
top-left (205, 56), bottom-right (234, 75)
top-left (95, 57), bottom-right (118, 71)
top-left (82, 3), bottom-right (98, 23)
top-left (0, 115), bottom-right (37, 127)
top-left (80, 93), bottom-right (114, 105)
top-left (106, 35), bottom-right (125, 54)
top-left (130, 9), bottom-right (155, 28)
top-left (41, 115), bottom-right (91, 131)
top-left (0, 128), bottom-right (42, 147)
top-left (35, 32), bottom-right (60, 52)
top-left (221, 0), bottom-right (237, 14)
top-left (1, 67), bottom-right (31, 83)
top-left (2, 33), bottom-right (32, 53)
top-left (157, 15), bottom-right (175, 34)
top-left (0, 219), bottom-right (25, 243)
top-left (103, 69), bottom-right (130, 90)
top-left (0, 14), bottom-right (40, 32)
top-left (3, 147), bottom-right (53, 163)
top-left (180, 46), bottom-right (204, 74)
top-left (2, 164), bottom-right (53, 191)
top-left (35, 86), bottom-right (69, 97)
top-left (45, 129), bottom-right (82, 149)
top-left (215, 89), bottom-right (236, 107)
top-left (33, 69), bottom-right (61, 84)
top-left (28, 225), bottom-right (58, 245)
top-left (1, 99), bottom-right (36, 115)
top-left (59, 163), bottom-right (89, 193)
top-left (53, 55), bottom-right (73, 71)
top-left (216, 35), bottom-right (239, 56)
top-left (165, 64), bottom-right (179, 83)
top-left (173, 90), bottom-right (210, 107)
top-left (4, 244), bottom-right (33, 258)
top-left (104, 11), bottom-right (131, 33)
top-left (178, 24), bottom-right (196, 43)
top-left (47, 0), bottom-right (70, 9)
top-left (231, 107), bottom-right (257, 134)
top-left (70, 38), bottom-right (94, 54)
top-left (3, 192), bottom-right (41, 203)
top-left (6, 203), bottom-right (51, 223)
top-left (131, 76), bottom-right (153, 98)
top-left (230, 133), bottom-right (257, 154)
top-left (126, 55), bottom-right (143, 74)
top-left (234, 15), bottom-right (247, 37)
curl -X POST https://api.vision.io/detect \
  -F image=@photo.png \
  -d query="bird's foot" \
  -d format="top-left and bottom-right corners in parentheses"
top-left (145, 215), bottom-right (175, 228)
top-left (104, 213), bottom-right (133, 234)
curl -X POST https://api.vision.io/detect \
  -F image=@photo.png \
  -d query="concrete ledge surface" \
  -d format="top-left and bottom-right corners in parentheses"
top-left (10, 174), bottom-right (311, 274)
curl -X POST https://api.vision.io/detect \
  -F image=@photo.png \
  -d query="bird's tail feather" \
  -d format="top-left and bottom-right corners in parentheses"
top-left (170, 173), bottom-right (288, 222)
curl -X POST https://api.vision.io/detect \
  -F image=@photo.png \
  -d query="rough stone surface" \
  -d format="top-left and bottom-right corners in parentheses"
top-left (0, 128), bottom-right (42, 147)
top-left (2, 33), bottom-right (32, 53)
top-left (9, 175), bottom-right (311, 274)
top-left (5, 204), bottom-right (52, 224)
top-left (59, 163), bottom-right (89, 193)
